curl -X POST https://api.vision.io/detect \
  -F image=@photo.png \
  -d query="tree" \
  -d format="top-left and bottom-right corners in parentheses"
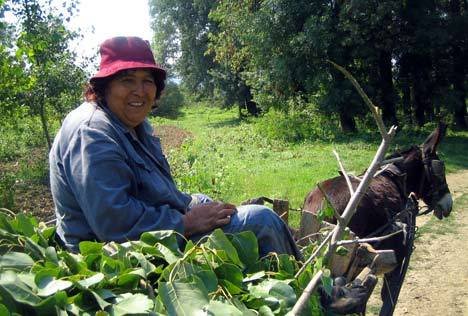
top-left (149, 0), bottom-right (256, 109)
top-left (1, 0), bottom-right (86, 149)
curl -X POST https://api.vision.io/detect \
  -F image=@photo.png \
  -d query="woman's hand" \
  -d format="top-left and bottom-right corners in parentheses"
top-left (182, 202), bottom-right (237, 237)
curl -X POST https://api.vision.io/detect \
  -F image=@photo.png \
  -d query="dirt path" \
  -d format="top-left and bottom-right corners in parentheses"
top-left (368, 170), bottom-right (468, 315)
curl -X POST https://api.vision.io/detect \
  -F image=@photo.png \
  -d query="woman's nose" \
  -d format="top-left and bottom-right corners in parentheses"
top-left (132, 81), bottom-right (145, 95)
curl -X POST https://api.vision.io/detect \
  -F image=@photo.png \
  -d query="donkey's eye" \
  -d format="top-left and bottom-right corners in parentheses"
top-left (431, 160), bottom-right (445, 176)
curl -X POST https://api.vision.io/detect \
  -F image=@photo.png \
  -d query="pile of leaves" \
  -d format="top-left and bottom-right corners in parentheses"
top-left (0, 211), bottom-right (330, 315)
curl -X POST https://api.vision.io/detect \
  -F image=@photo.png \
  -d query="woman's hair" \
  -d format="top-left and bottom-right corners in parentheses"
top-left (84, 69), bottom-right (165, 105)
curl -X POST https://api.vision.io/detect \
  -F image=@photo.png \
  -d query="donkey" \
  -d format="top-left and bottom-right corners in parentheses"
top-left (301, 123), bottom-right (453, 315)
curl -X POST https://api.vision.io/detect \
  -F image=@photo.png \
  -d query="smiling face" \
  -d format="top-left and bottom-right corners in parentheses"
top-left (104, 69), bottom-right (157, 128)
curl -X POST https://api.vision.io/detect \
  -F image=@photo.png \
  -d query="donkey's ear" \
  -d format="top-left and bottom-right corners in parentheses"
top-left (422, 122), bottom-right (447, 154)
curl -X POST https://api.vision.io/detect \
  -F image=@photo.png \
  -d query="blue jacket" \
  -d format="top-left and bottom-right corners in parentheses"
top-left (49, 102), bottom-right (192, 252)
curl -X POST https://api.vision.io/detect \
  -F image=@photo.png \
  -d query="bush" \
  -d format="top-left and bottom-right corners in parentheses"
top-left (152, 81), bottom-right (185, 119)
top-left (255, 97), bottom-right (339, 143)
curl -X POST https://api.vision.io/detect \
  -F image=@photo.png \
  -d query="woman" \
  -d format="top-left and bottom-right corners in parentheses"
top-left (49, 36), bottom-right (300, 259)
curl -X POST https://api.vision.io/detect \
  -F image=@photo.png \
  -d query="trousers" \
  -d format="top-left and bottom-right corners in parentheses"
top-left (188, 194), bottom-right (302, 260)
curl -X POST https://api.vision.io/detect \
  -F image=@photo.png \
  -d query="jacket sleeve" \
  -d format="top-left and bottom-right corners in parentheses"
top-left (64, 124), bottom-right (186, 243)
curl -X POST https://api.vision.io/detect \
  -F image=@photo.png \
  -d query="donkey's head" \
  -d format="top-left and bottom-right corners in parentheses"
top-left (419, 122), bottom-right (452, 219)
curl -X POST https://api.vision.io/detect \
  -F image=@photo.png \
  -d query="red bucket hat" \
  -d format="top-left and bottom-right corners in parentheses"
top-left (90, 36), bottom-right (166, 83)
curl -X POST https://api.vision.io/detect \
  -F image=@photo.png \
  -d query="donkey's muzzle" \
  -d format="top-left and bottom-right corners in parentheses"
top-left (433, 193), bottom-right (453, 219)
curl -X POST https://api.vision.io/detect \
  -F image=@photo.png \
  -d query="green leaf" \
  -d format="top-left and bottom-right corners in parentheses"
top-left (111, 293), bottom-right (154, 315)
top-left (17, 272), bottom-right (37, 291)
top-left (35, 290), bottom-right (68, 314)
top-left (77, 273), bottom-right (104, 289)
top-left (60, 251), bottom-right (85, 274)
top-left (11, 213), bottom-right (36, 237)
top-left (0, 252), bottom-right (34, 271)
top-left (0, 271), bottom-right (42, 306)
top-left (156, 243), bottom-right (182, 264)
top-left (321, 270), bottom-right (333, 296)
top-left (74, 289), bottom-right (111, 311)
top-left (36, 276), bottom-right (72, 297)
top-left (116, 272), bottom-right (140, 290)
top-left (24, 237), bottom-right (46, 260)
top-left (194, 269), bottom-right (218, 293)
top-left (44, 246), bottom-right (59, 265)
top-left (229, 231), bottom-right (259, 269)
top-left (215, 263), bottom-right (244, 291)
top-left (203, 300), bottom-right (243, 315)
top-left (248, 279), bottom-right (296, 309)
top-left (90, 289), bottom-right (112, 310)
top-left (243, 271), bottom-right (266, 283)
top-left (0, 304), bottom-right (9, 316)
top-left (278, 254), bottom-right (295, 276)
top-left (158, 276), bottom-right (209, 315)
top-left (140, 230), bottom-right (179, 251)
top-left (0, 214), bottom-right (15, 234)
top-left (258, 305), bottom-right (275, 315)
top-left (335, 245), bottom-right (349, 256)
top-left (317, 199), bottom-right (334, 223)
top-left (268, 281), bottom-right (296, 307)
top-left (205, 229), bottom-right (243, 267)
top-left (79, 241), bottom-right (103, 256)
top-left (129, 251), bottom-right (156, 276)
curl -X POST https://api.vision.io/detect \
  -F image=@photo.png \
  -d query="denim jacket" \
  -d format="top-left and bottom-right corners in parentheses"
top-left (49, 102), bottom-right (192, 251)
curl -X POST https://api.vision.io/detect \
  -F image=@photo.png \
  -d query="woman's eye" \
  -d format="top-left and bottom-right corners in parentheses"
top-left (120, 77), bottom-right (133, 83)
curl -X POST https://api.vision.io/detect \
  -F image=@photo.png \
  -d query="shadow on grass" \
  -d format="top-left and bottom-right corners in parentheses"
top-left (207, 117), bottom-right (242, 129)
top-left (283, 127), bottom-right (468, 172)
top-left (151, 109), bottom-right (187, 120)
top-left (439, 135), bottom-right (468, 171)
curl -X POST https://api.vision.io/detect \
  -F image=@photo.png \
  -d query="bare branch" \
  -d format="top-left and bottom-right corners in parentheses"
top-left (380, 156), bottom-right (404, 166)
top-left (295, 230), bottom-right (333, 279)
top-left (333, 149), bottom-right (354, 195)
top-left (336, 229), bottom-right (403, 246)
top-left (291, 270), bottom-right (324, 315)
top-left (327, 60), bottom-right (388, 140)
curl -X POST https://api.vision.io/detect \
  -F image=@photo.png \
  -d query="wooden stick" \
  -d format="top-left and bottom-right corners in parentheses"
top-left (380, 156), bottom-right (404, 166)
top-left (327, 60), bottom-right (388, 140)
top-left (336, 229), bottom-right (403, 246)
top-left (333, 149), bottom-right (354, 195)
top-left (291, 270), bottom-right (324, 315)
top-left (294, 231), bottom-right (333, 279)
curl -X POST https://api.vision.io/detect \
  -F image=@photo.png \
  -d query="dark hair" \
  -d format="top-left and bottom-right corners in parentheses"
top-left (84, 69), bottom-right (165, 105)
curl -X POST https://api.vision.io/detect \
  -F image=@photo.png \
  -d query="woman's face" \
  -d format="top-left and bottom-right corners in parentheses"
top-left (105, 69), bottom-right (157, 128)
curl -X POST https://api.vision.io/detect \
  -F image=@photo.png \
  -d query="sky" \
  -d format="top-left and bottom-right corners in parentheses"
top-left (70, 0), bottom-right (153, 67)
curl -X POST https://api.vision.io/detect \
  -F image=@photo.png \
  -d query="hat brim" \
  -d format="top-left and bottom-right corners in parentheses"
top-left (90, 61), bottom-right (166, 82)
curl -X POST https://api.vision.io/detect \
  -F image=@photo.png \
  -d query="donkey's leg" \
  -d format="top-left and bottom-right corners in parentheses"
top-left (379, 260), bottom-right (407, 316)
top-left (379, 221), bottom-right (416, 316)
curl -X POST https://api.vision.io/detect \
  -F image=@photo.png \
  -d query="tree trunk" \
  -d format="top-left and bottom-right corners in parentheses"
top-left (411, 56), bottom-right (433, 127)
top-left (39, 97), bottom-right (52, 151)
top-left (378, 51), bottom-right (397, 126)
top-left (399, 54), bottom-right (412, 125)
top-left (450, 0), bottom-right (468, 129)
top-left (339, 110), bottom-right (357, 133)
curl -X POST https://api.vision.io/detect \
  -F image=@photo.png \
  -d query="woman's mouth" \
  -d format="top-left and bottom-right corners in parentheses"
top-left (129, 102), bottom-right (144, 107)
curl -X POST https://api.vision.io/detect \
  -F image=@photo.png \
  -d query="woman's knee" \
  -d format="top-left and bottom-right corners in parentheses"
top-left (235, 204), bottom-right (285, 228)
